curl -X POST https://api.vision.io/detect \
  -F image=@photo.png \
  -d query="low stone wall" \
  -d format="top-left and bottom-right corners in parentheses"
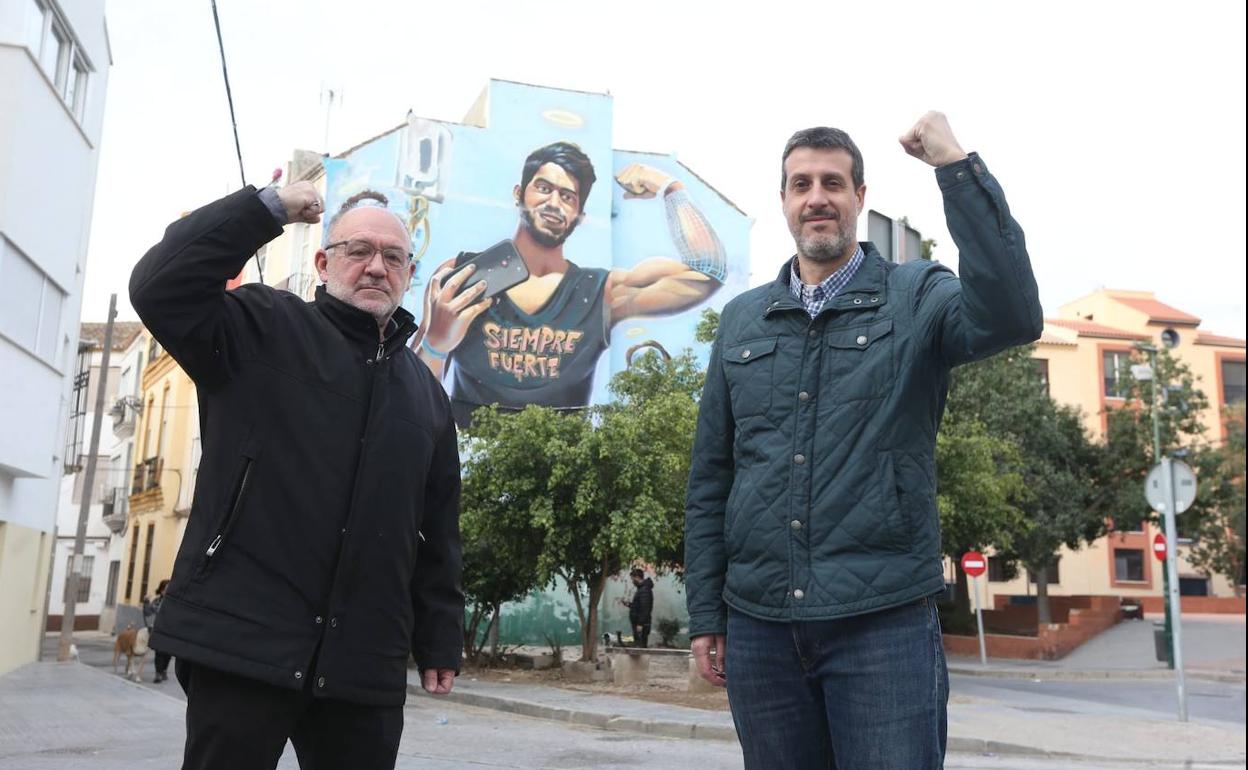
top-left (1138, 595), bottom-right (1245, 614)
top-left (44, 615), bottom-right (99, 632)
top-left (946, 595), bottom-right (1122, 660)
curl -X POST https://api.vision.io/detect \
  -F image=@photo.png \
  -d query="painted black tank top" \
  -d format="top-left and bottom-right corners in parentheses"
top-left (447, 256), bottom-right (610, 428)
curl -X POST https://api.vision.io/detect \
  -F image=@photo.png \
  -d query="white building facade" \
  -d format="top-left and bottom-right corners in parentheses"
top-left (46, 323), bottom-right (142, 634)
top-left (0, 0), bottom-right (110, 674)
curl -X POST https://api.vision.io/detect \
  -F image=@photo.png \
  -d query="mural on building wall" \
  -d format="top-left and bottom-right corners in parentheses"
top-left (323, 80), bottom-right (750, 425)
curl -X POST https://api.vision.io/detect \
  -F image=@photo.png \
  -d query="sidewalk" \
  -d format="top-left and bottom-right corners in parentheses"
top-left (948, 613), bottom-right (1246, 683)
top-left (409, 672), bottom-right (1247, 765)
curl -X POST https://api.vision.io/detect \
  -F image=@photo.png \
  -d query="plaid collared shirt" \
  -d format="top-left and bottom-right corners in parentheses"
top-left (789, 245), bottom-right (865, 318)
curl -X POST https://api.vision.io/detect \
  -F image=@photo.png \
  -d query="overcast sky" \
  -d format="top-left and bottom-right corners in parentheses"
top-left (83, 0), bottom-right (1246, 337)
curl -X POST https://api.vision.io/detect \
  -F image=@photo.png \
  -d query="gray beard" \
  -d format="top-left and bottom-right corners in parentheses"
top-left (798, 227), bottom-right (856, 264)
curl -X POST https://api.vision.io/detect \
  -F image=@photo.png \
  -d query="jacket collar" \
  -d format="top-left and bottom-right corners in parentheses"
top-left (764, 242), bottom-right (890, 318)
top-left (314, 285), bottom-right (418, 356)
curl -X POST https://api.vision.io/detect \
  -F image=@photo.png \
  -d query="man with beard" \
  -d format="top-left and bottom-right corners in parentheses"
top-left (684, 113), bottom-right (1042, 769)
top-left (415, 141), bottom-right (726, 427)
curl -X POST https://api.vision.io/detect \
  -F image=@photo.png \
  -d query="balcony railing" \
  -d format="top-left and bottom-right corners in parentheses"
top-left (131, 457), bottom-right (162, 495)
top-left (110, 397), bottom-right (142, 439)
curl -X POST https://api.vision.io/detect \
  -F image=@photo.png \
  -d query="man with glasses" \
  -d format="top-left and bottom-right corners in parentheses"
top-left (130, 182), bottom-right (463, 770)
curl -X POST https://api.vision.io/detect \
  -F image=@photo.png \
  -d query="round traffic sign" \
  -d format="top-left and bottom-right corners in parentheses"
top-left (961, 551), bottom-right (987, 577)
top-left (1144, 460), bottom-right (1198, 514)
top-left (1153, 533), bottom-right (1167, 561)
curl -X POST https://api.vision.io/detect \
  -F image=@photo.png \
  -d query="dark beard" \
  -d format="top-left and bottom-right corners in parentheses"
top-left (521, 207), bottom-right (578, 248)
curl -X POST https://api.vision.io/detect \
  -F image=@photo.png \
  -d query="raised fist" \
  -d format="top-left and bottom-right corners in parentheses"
top-left (899, 112), bottom-right (968, 168)
top-left (615, 164), bottom-right (681, 199)
top-left (276, 181), bottom-right (324, 224)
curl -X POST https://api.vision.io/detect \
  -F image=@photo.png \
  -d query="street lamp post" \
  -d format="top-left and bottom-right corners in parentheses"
top-left (1133, 342), bottom-right (1173, 669)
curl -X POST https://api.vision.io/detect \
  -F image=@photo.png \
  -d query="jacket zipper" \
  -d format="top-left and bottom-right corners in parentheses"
top-left (205, 459), bottom-right (253, 559)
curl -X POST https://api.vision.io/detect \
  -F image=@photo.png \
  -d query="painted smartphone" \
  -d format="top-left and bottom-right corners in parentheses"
top-left (452, 239), bottom-right (529, 299)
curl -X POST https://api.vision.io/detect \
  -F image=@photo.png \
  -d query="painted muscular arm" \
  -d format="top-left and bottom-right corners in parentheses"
top-left (606, 166), bottom-right (727, 327)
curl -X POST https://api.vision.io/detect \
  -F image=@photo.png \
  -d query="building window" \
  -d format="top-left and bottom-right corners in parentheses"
top-left (0, 238), bottom-right (67, 366)
top-left (1103, 350), bottom-right (1131, 399)
top-left (104, 560), bottom-right (120, 607)
top-left (125, 525), bottom-right (139, 603)
top-left (987, 556), bottom-right (1017, 582)
top-left (64, 346), bottom-right (90, 472)
top-left (68, 54), bottom-right (89, 119)
top-left (1179, 576), bottom-right (1210, 597)
top-left (63, 554), bottom-right (94, 604)
top-left (140, 523), bottom-right (155, 601)
top-left (1114, 549), bottom-right (1146, 582)
top-left (23, 0), bottom-right (46, 57)
top-left (25, 0), bottom-right (92, 120)
top-left (1223, 360), bottom-right (1246, 405)
top-left (1027, 559), bottom-right (1061, 585)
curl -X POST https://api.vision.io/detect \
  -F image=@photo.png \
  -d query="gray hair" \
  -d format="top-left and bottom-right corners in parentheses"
top-left (323, 190), bottom-right (408, 245)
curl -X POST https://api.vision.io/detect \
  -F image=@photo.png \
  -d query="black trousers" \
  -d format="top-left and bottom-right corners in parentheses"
top-left (634, 624), bottom-right (651, 648)
top-left (154, 651), bottom-right (172, 674)
top-left (176, 659), bottom-right (403, 770)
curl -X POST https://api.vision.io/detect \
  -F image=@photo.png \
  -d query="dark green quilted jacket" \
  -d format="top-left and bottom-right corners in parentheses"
top-left (685, 154), bottom-right (1041, 637)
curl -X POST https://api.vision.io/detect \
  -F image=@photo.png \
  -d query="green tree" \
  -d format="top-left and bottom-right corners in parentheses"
top-left (935, 410), bottom-right (1025, 624)
top-left (459, 352), bottom-right (701, 662)
top-left (1098, 348), bottom-right (1211, 533)
top-left (1188, 404), bottom-right (1246, 593)
top-left (695, 307), bottom-right (720, 345)
top-left (459, 406), bottom-right (576, 660)
top-left (944, 345), bottom-right (1103, 625)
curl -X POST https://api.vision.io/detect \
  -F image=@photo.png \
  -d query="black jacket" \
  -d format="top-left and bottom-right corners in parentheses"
top-left (629, 579), bottom-right (654, 626)
top-left (131, 187), bottom-right (464, 706)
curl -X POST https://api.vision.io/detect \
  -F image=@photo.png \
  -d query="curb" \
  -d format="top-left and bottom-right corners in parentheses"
top-left (409, 683), bottom-right (1245, 765)
top-left (947, 665), bottom-right (1246, 685)
top-left (408, 684), bottom-right (738, 741)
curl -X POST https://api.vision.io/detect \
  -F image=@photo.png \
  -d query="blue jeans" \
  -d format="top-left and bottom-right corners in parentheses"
top-left (726, 597), bottom-right (948, 770)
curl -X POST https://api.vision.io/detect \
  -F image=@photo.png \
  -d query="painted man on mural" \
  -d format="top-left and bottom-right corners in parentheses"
top-left (413, 141), bottom-right (727, 427)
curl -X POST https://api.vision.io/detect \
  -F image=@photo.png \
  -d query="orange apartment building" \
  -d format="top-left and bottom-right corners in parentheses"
top-left (979, 289), bottom-right (1245, 610)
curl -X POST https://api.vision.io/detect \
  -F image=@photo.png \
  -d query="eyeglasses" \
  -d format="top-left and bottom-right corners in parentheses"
top-left (324, 240), bottom-right (413, 271)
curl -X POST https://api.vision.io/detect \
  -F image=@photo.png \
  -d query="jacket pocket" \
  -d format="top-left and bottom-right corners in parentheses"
top-left (195, 452), bottom-right (258, 580)
top-left (877, 451), bottom-right (911, 552)
top-left (723, 336), bottom-right (778, 419)
top-left (826, 318), bottom-right (894, 402)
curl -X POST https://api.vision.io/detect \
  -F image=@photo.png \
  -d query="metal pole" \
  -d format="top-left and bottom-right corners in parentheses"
top-left (1160, 457), bottom-right (1189, 721)
top-left (1147, 349), bottom-right (1175, 669)
top-left (58, 294), bottom-right (117, 661)
top-left (973, 575), bottom-right (987, 666)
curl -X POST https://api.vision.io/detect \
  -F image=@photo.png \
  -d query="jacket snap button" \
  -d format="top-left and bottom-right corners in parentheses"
top-left (314, 616), bottom-right (323, 625)
top-left (294, 671), bottom-right (303, 680)
top-left (871, 297), bottom-right (880, 303)
top-left (856, 335), bottom-right (868, 346)
top-left (853, 298), bottom-right (862, 305)
top-left (330, 617), bottom-right (339, 628)
top-left (793, 454), bottom-right (806, 465)
top-left (798, 391), bottom-right (809, 402)
top-left (317, 676), bottom-right (326, 688)
top-left (790, 520), bottom-right (802, 531)
top-left (808, 329), bottom-right (817, 337)
top-left (793, 589), bottom-right (805, 600)
top-left (741, 349), bottom-right (751, 359)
